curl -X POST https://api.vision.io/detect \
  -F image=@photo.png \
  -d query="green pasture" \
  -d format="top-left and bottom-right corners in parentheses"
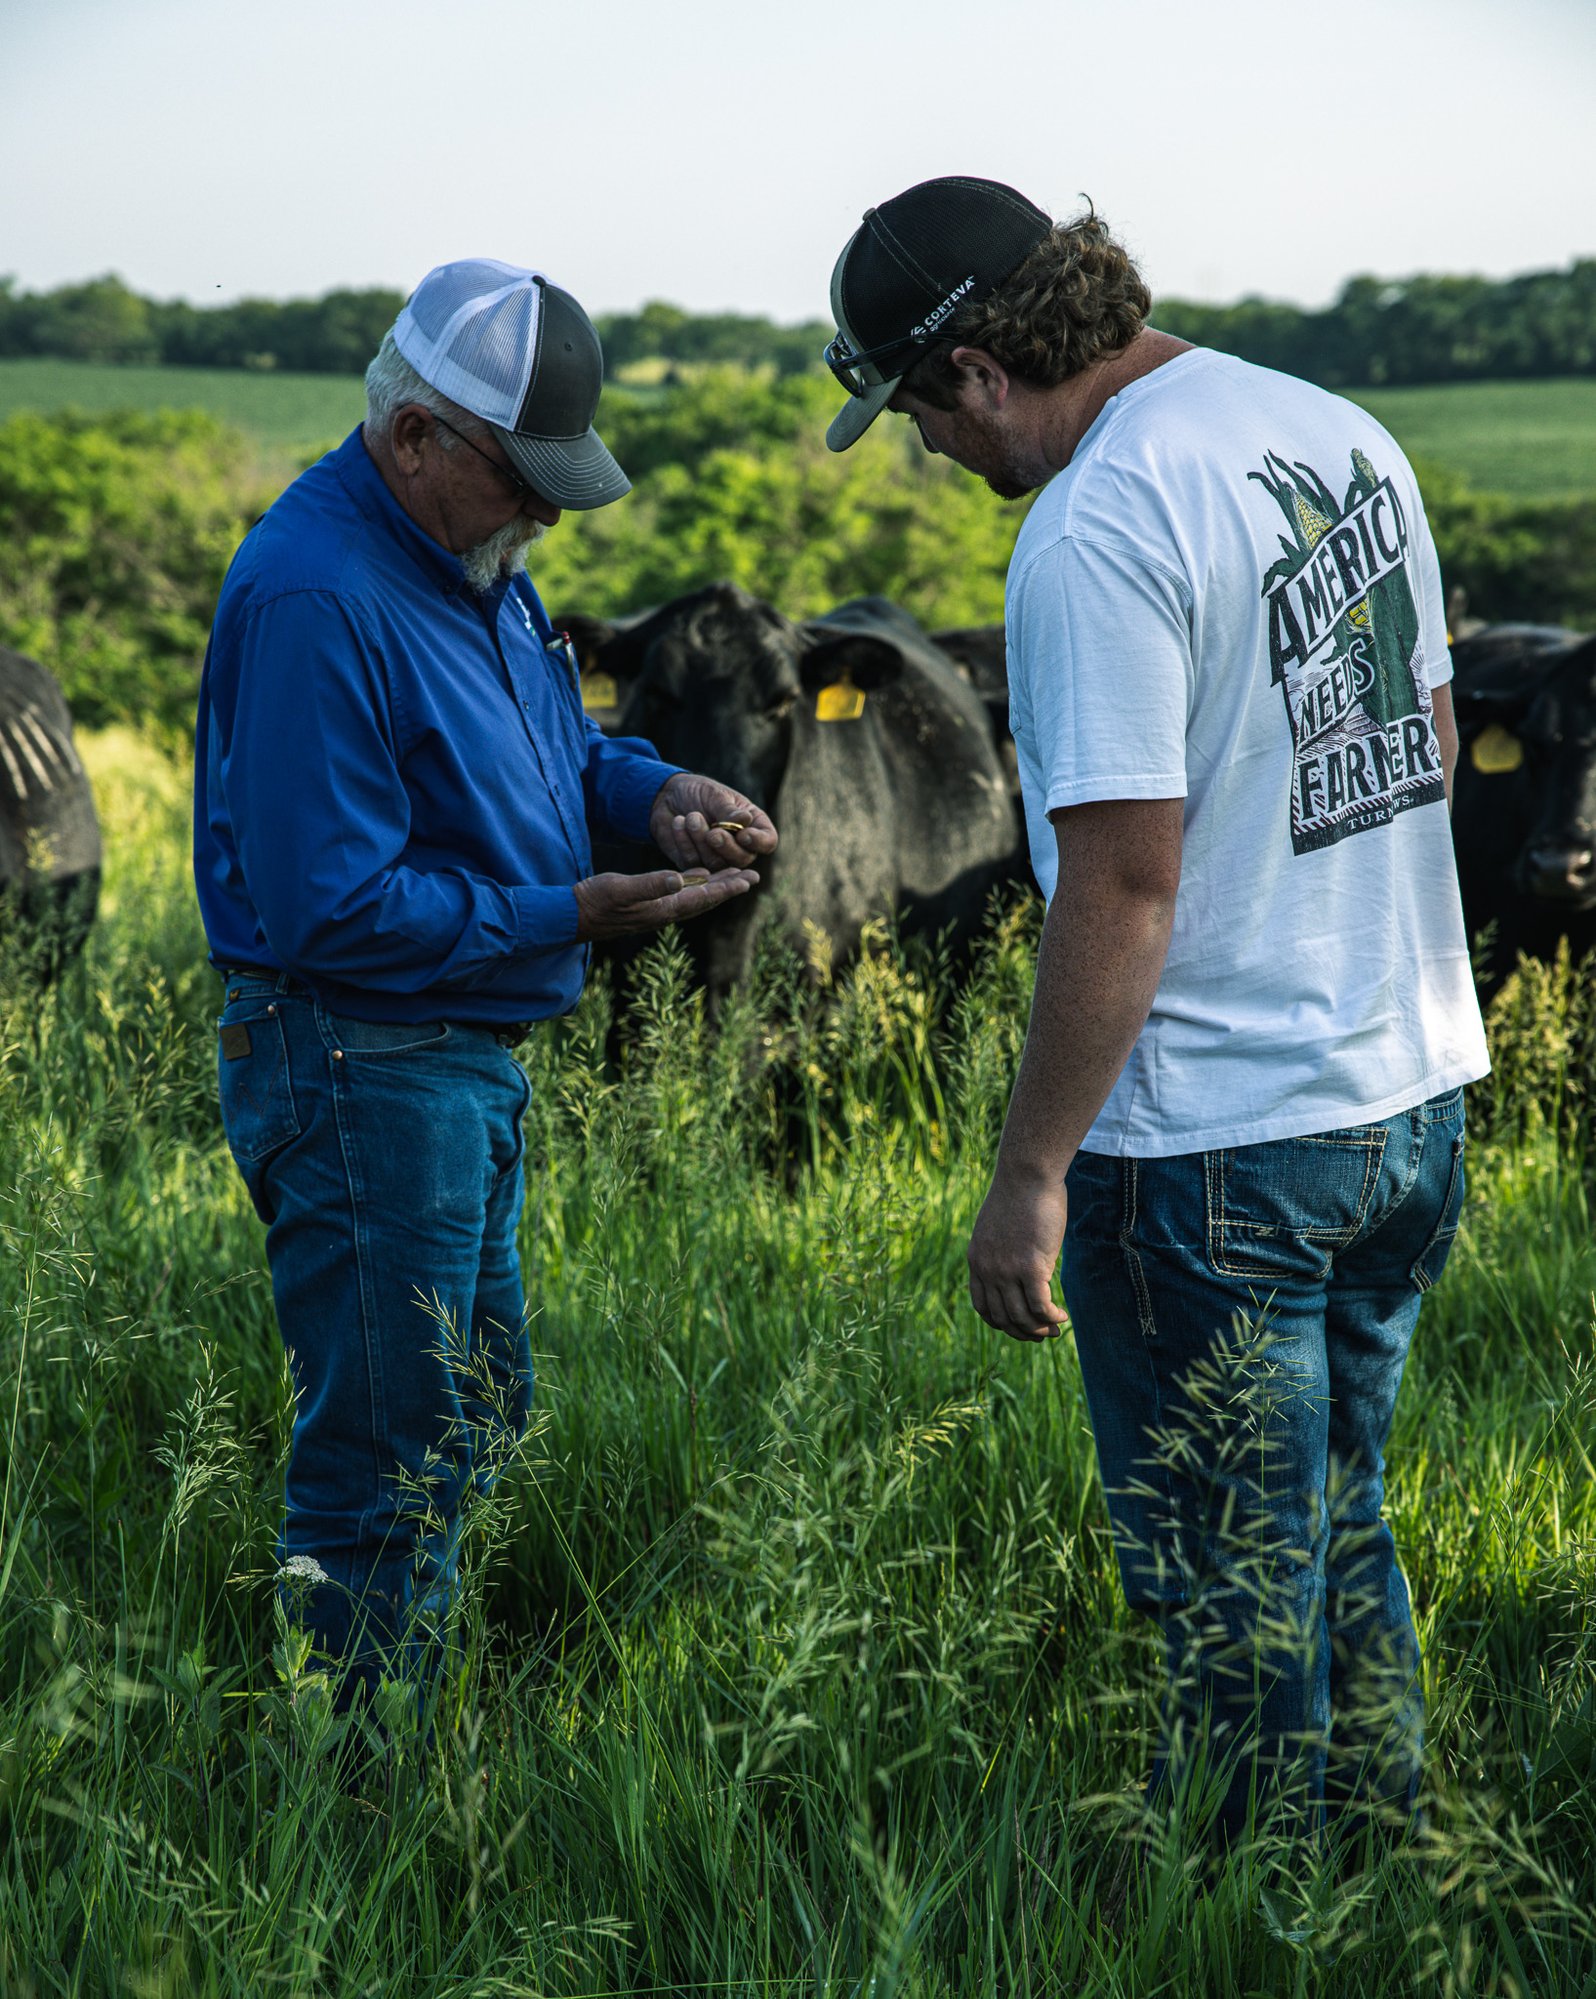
top-left (3, 356), bottom-right (1595, 500)
top-left (1, 730), bottom-right (1594, 1995)
top-left (0, 356), bottom-right (363, 466)
top-left (1353, 377), bottom-right (1596, 500)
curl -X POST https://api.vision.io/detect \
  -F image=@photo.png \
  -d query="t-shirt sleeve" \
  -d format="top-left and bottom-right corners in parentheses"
top-left (1408, 499), bottom-right (1452, 689)
top-left (1006, 532), bottom-right (1191, 812)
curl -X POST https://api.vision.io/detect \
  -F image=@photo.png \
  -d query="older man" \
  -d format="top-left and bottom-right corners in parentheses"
top-left (822, 179), bottom-right (1487, 1845)
top-left (195, 258), bottom-right (774, 1697)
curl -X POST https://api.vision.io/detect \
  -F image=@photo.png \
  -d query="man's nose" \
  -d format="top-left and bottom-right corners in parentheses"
top-left (525, 494), bottom-right (562, 528)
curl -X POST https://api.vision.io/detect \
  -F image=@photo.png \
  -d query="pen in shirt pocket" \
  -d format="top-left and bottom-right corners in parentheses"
top-left (548, 629), bottom-right (580, 693)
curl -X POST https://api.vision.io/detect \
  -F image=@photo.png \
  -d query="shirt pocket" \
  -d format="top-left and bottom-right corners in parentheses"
top-left (1205, 1129), bottom-right (1386, 1283)
top-left (216, 1004), bottom-right (301, 1164)
top-left (546, 637), bottom-right (591, 763)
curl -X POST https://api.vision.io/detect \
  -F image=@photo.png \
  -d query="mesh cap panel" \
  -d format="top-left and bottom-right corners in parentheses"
top-left (394, 258), bottom-right (547, 427)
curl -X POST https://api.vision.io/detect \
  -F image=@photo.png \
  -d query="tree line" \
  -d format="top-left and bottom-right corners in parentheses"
top-left (2, 262), bottom-right (1594, 388)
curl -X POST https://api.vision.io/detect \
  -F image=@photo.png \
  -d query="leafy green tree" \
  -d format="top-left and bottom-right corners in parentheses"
top-left (0, 409), bottom-right (264, 732)
top-left (597, 303), bottom-right (832, 379)
top-left (537, 377), bottom-right (1022, 629)
top-left (1419, 459), bottom-right (1596, 627)
top-left (26, 276), bottom-right (159, 365)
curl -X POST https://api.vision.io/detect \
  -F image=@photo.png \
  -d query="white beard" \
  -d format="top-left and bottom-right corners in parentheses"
top-left (462, 515), bottom-right (548, 594)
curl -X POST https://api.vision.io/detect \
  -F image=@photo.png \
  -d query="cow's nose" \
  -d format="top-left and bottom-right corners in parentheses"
top-left (1525, 843), bottom-right (1596, 899)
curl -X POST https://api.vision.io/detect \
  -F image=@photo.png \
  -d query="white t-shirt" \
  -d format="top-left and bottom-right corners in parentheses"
top-left (1007, 347), bottom-right (1489, 1157)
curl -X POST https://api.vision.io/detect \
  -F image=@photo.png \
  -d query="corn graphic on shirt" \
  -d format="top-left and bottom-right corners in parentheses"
top-left (1006, 348), bottom-right (1489, 1156)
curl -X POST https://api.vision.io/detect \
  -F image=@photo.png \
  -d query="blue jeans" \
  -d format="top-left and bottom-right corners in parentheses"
top-left (215, 971), bottom-right (534, 1693)
top-left (1061, 1087), bottom-right (1467, 1843)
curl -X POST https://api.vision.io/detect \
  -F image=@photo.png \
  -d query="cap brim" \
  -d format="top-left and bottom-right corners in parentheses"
top-left (826, 373), bottom-right (900, 452)
top-left (494, 423), bottom-right (631, 512)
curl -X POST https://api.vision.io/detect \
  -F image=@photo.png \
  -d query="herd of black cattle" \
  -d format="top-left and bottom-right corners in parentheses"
top-left (2, 594), bottom-right (1593, 997)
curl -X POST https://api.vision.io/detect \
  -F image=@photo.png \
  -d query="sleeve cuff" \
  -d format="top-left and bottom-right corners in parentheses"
top-left (511, 883), bottom-right (582, 952)
top-left (607, 755), bottom-right (686, 844)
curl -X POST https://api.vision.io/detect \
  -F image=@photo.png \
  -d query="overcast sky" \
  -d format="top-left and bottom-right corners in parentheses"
top-left (3, 0), bottom-right (1592, 325)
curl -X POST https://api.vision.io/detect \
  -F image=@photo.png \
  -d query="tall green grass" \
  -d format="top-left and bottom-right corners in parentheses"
top-left (2, 731), bottom-right (1594, 1996)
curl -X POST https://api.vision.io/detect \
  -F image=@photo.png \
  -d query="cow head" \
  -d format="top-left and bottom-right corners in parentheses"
top-left (602, 582), bottom-right (903, 808)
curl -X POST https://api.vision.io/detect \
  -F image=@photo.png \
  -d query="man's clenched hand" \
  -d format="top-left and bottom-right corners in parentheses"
top-left (650, 772), bottom-right (777, 871)
top-left (967, 1166), bottom-right (1070, 1343)
top-left (572, 865), bottom-right (758, 943)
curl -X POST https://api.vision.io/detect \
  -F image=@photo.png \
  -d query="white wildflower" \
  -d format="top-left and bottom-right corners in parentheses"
top-left (280, 1554), bottom-right (330, 1585)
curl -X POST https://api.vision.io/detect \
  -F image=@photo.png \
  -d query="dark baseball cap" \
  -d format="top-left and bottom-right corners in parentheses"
top-left (823, 176), bottom-right (1052, 452)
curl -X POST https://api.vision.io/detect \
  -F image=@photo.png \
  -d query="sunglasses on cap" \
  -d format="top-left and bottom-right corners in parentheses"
top-left (823, 327), bottom-right (938, 399)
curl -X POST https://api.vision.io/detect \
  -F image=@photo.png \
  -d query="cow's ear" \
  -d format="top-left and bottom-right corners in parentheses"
top-left (555, 613), bottom-right (620, 673)
top-left (799, 632), bottom-right (904, 694)
top-left (553, 611), bottom-right (655, 716)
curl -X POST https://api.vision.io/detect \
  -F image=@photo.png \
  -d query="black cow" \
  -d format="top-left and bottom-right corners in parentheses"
top-left (932, 622), bottom-right (1009, 742)
top-left (931, 622), bottom-right (1023, 834)
top-left (561, 583), bottom-right (1020, 996)
top-left (0, 646), bottom-right (101, 981)
top-left (1449, 622), bottom-right (1596, 989)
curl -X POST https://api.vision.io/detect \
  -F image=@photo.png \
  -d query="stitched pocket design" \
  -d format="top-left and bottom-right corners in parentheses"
top-left (1206, 1130), bottom-right (1386, 1282)
top-left (1119, 1158), bottom-right (1159, 1340)
top-left (217, 1007), bottom-right (301, 1164)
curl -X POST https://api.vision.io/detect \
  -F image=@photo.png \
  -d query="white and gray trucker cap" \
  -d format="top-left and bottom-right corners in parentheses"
top-left (393, 258), bottom-right (630, 511)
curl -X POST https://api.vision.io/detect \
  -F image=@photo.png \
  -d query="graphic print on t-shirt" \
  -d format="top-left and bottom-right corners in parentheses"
top-left (1250, 448), bottom-right (1445, 855)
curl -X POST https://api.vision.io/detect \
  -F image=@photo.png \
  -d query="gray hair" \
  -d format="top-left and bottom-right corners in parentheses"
top-left (363, 331), bottom-right (489, 446)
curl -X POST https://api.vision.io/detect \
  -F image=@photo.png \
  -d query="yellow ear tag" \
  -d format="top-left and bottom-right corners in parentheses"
top-left (581, 672), bottom-right (619, 712)
top-left (1470, 724), bottom-right (1525, 775)
top-left (815, 675), bottom-right (867, 723)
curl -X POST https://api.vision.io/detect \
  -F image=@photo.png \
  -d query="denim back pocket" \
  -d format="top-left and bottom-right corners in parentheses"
top-left (323, 1014), bottom-right (452, 1059)
top-left (1206, 1128), bottom-right (1386, 1282)
top-left (217, 1004), bottom-right (301, 1164)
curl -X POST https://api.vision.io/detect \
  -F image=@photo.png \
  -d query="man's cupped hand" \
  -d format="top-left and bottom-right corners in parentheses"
top-left (572, 863), bottom-right (759, 942)
top-left (650, 772), bottom-right (777, 871)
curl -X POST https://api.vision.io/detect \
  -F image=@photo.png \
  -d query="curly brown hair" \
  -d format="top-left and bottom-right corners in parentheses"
top-left (901, 208), bottom-right (1151, 408)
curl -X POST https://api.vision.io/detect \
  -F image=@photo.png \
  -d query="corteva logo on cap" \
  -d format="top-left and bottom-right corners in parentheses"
top-left (911, 275), bottom-right (978, 340)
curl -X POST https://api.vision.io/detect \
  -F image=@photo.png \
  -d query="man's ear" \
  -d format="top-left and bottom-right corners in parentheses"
top-left (389, 403), bottom-right (434, 476)
top-left (798, 631), bottom-right (904, 694)
top-left (946, 345), bottom-right (1011, 408)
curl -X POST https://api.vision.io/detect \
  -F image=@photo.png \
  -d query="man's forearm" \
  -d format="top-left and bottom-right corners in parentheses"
top-left (967, 796), bottom-right (1182, 1341)
top-left (995, 864), bottom-right (1177, 1185)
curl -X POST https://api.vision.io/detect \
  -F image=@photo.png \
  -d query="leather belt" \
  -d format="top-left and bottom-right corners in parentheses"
top-left (220, 968), bottom-right (531, 1047)
top-left (221, 964), bottom-right (304, 991)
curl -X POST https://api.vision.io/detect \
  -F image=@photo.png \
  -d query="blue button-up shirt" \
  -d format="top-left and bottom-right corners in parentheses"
top-left (194, 429), bottom-right (677, 1024)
